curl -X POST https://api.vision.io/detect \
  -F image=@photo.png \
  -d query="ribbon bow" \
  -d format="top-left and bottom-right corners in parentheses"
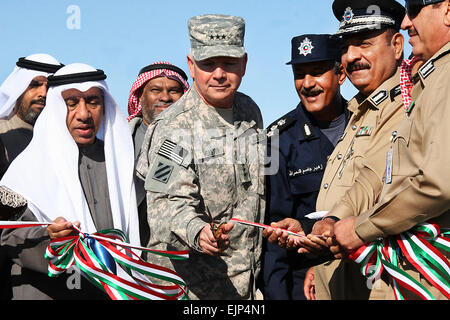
top-left (349, 221), bottom-right (450, 300)
top-left (1, 221), bottom-right (190, 300)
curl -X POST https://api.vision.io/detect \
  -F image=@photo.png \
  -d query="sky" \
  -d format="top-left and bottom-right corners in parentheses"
top-left (0, 0), bottom-right (410, 126)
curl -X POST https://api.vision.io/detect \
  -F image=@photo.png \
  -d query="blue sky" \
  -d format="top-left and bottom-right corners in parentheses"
top-left (0, 0), bottom-right (410, 126)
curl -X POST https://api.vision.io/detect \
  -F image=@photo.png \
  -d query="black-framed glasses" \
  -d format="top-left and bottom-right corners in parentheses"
top-left (406, 0), bottom-right (445, 18)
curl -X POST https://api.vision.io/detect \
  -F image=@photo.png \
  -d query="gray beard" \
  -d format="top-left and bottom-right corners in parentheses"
top-left (17, 104), bottom-right (41, 126)
top-left (141, 99), bottom-right (156, 125)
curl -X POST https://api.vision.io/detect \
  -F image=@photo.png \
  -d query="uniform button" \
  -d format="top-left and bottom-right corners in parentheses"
top-left (337, 154), bottom-right (343, 160)
top-left (390, 131), bottom-right (398, 142)
top-left (87, 164), bottom-right (92, 170)
top-left (352, 125), bottom-right (357, 130)
top-left (323, 183), bottom-right (329, 189)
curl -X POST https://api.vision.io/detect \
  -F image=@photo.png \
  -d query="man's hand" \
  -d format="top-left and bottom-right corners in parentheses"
top-left (297, 218), bottom-right (336, 255)
top-left (262, 218), bottom-right (304, 249)
top-left (304, 267), bottom-right (316, 300)
top-left (46, 217), bottom-right (80, 240)
top-left (332, 216), bottom-right (365, 258)
top-left (199, 222), bottom-right (234, 256)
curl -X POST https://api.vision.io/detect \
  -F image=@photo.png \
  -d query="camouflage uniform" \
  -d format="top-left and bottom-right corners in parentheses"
top-left (136, 84), bottom-right (265, 300)
top-left (136, 14), bottom-right (266, 300)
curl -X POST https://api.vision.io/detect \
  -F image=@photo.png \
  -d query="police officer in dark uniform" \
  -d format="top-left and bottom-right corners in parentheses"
top-left (262, 34), bottom-right (349, 300)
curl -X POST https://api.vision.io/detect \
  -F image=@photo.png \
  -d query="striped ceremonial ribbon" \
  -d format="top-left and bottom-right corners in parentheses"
top-left (349, 221), bottom-right (450, 300)
top-left (0, 221), bottom-right (190, 300)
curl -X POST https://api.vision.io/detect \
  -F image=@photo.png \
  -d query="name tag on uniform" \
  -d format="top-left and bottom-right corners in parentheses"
top-left (385, 148), bottom-right (393, 184)
top-left (289, 164), bottom-right (324, 177)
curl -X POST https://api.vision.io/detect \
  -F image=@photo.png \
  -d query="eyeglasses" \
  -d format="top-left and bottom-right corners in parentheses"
top-left (406, 0), bottom-right (445, 18)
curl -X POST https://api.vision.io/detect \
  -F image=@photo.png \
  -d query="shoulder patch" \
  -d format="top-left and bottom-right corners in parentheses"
top-left (145, 155), bottom-right (181, 192)
top-left (370, 90), bottom-right (388, 106)
top-left (152, 162), bottom-right (174, 184)
top-left (158, 139), bottom-right (189, 166)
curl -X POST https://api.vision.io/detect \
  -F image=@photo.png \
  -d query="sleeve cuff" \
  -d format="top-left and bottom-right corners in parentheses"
top-left (354, 209), bottom-right (385, 242)
top-left (328, 202), bottom-right (355, 220)
top-left (186, 217), bottom-right (207, 252)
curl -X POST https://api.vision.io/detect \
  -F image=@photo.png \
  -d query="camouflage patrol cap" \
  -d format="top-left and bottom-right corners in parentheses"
top-left (188, 14), bottom-right (246, 61)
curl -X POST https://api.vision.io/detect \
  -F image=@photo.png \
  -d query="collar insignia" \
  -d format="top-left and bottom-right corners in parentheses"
top-left (419, 60), bottom-right (435, 79)
top-left (302, 123), bottom-right (315, 140)
top-left (370, 90), bottom-right (388, 106)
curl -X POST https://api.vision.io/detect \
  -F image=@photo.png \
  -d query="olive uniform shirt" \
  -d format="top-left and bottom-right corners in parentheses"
top-left (314, 67), bottom-right (406, 299)
top-left (136, 86), bottom-right (265, 300)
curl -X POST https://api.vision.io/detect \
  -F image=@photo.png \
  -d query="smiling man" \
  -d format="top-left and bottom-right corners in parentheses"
top-left (262, 34), bottom-right (347, 300)
top-left (264, 0), bottom-right (409, 300)
top-left (127, 62), bottom-right (190, 160)
top-left (322, 0), bottom-right (450, 300)
top-left (127, 62), bottom-right (189, 246)
top-left (0, 63), bottom-right (140, 300)
top-left (308, 0), bottom-right (408, 300)
top-left (136, 14), bottom-right (265, 300)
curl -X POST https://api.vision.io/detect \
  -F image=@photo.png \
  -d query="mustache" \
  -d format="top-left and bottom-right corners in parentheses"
top-left (301, 88), bottom-right (324, 97)
top-left (346, 62), bottom-right (370, 73)
top-left (30, 98), bottom-right (46, 106)
top-left (408, 28), bottom-right (418, 37)
top-left (153, 102), bottom-right (172, 108)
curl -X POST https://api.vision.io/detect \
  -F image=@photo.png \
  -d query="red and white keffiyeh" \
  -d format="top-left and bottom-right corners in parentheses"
top-left (127, 61), bottom-right (189, 121)
top-left (400, 56), bottom-right (421, 112)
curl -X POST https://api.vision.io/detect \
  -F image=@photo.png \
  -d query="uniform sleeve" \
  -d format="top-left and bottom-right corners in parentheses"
top-left (140, 122), bottom-right (206, 252)
top-left (355, 69), bottom-right (450, 241)
top-left (1, 207), bottom-right (50, 274)
top-left (328, 100), bottom-right (404, 220)
top-left (263, 146), bottom-right (293, 299)
top-left (329, 165), bottom-right (382, 220)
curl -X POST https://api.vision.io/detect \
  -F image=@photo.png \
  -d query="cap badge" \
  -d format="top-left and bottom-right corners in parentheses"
top-left (343, 7), bottom-right (354, 24)
top-left (299, 37), bottom-right (314, 56)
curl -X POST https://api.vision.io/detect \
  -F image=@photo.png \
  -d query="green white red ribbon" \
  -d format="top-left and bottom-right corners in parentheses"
top-left (349, 221), bottom-right (450, 300)
top-left (1, 221), bottom-right (190, 300)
